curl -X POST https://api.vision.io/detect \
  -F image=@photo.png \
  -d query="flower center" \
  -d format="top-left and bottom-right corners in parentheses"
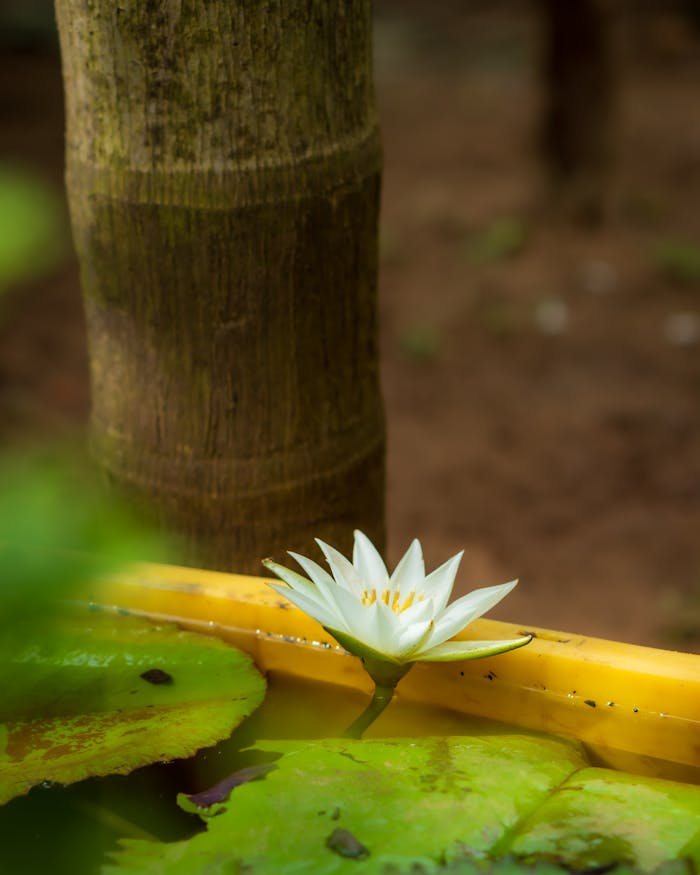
top-left (361, 588), bottom-right (423, 614)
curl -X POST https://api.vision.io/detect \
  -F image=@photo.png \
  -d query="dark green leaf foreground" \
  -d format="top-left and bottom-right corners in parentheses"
top-left (0, 610), bottom-right (266, 804)
top-left (0, 451), bottom-right (170, 631)
top-left (106, 736), bottom-right (700, 875)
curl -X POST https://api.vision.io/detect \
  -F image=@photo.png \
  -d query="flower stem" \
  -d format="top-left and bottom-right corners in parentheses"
top-left (343, 683), bottom-right (396, 739)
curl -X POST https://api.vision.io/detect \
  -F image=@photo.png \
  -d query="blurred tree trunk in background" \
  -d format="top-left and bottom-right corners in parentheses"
top-left (53, 1), bottom-right (385, 572)
top-left (538, 0), bottom-right (617, 224)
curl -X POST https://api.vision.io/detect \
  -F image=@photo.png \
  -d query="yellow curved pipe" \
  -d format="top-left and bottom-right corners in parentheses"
top-left (95, 562), bottom-right (700, 784)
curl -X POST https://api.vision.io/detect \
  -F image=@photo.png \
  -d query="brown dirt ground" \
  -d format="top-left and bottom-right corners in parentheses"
top-left (1, 5), bottom-right (699, 650)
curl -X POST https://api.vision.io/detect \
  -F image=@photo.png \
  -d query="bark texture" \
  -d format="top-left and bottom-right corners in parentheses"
top-left (54, 1), bottom-right (385, 571)
top-left (538, 0), bottom-right (617, 225)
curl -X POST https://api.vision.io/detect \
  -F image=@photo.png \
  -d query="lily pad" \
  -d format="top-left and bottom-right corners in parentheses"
top-left (106, 734), bottom-right (586, 874)
top-left (0, 610), bottom-right (265, 804)
top-left (509, 767), bottom-right (700, 871)
top-left (105, 736), bottom-right (700, 874)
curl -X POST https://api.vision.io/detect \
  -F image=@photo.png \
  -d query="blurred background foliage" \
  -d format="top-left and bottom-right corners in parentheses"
top-left (0, 5), bottom-right (169, 623)
top-left (0, 163), bottom-right (66, 297)
top-left (0, 448), bottom-right (171, 629)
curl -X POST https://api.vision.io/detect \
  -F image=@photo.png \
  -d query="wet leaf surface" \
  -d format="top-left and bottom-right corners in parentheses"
top-left (104, 736), bottom-right (700, 875)
top-left (509, 767), bottom-right (700, 871)
top-left (106, 734), bottom-right (583, 873)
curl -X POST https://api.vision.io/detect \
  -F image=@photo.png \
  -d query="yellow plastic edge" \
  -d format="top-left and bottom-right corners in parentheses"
top-left (94, 562), bottom-right (700, 783)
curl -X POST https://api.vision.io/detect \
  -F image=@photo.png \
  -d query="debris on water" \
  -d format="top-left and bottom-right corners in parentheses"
top-left (185, 763), bottom-right (277, 809)
top-left (139, 668), bottom-right (173, 685)
top-left (326, 828), bottom-right (370, 860)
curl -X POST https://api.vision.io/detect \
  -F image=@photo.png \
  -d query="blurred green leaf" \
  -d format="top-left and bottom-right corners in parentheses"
top-left (0, 450), bottom-right (170, 629)
top-left (0, 609), bottom-right (265, 804)
top-left (0, 164), bottom-right (66, 295)
top-left (400, 322), bottom-right (440, 361)
top-left (652, 239), bottom-right (700, 284)
top-left (467, 218), bottom-right (527, 266)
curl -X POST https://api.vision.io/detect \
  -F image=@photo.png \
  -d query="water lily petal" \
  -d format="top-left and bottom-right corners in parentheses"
top-left (262, 559), bottom-right (326, 603)
top-left (426, 580), bottom-right (519, 649)
top-left (288, 552), bottom-right (339, 607)
top-left (315, 539), bottom-right (364, 597)
top-left (267, 583), bottom-right (347, 633)
top-left (364, 600), bottom-right (403, 657)
top-left (422, 550), bottom-right (463, 613)
top-left (395, 595), bottom-right (435, 628)
top-left (352, 530), bottom-right (389, 588)
top-left (417, 635), bottom-right (532, 661)
top-left (265, 534), bottom-right (529, 675)
top-left (324, 581), bottom-right (375, 634)
top-left (394, 617), bottom-right (435, 659)
top-left (324, 626), bottom-right (403, 667)
top-left (389, 538), bottom-right (425, 594)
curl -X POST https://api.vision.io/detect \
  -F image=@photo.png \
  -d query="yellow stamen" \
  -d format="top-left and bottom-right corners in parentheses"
top-left (361, 588), bottom-right (423, 614)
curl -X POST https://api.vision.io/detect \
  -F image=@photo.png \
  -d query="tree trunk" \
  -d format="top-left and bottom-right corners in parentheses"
top-left (54, 1), bottom-right (385, 572)
top-left (538, 0), bottom-right (617, 225)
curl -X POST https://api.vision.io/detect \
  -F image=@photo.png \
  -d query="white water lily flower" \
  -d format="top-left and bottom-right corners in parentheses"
top-left (263, 531), bottom-right (531, 680)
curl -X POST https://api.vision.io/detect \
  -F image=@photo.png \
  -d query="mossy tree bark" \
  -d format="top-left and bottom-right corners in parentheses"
top-left (538, 0), bottom-right (617, 225)
top-left (54, 1), bottom-right (385, 571)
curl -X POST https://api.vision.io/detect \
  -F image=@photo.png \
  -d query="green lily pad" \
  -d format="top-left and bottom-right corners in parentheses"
top-left (387, 859), bottom-right (695, 875)
top-left (508, 767), bottom-right (700, 871)
top-left (105, 735), bottom-right (700, 875)
top-left (0, 610), bottom-right (266, 805)
top-left (105, 734), bottom-right (587, 874)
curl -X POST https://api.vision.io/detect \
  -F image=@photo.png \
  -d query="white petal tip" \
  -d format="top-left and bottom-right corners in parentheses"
top-left (353, 529), bottom-right (385, 551)
top-left (448, 549), bottom-right (465, 569)
top-left (314, 537), bottom-right (334, 555)
top-left (263, 557), bottom-right (295, 575)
